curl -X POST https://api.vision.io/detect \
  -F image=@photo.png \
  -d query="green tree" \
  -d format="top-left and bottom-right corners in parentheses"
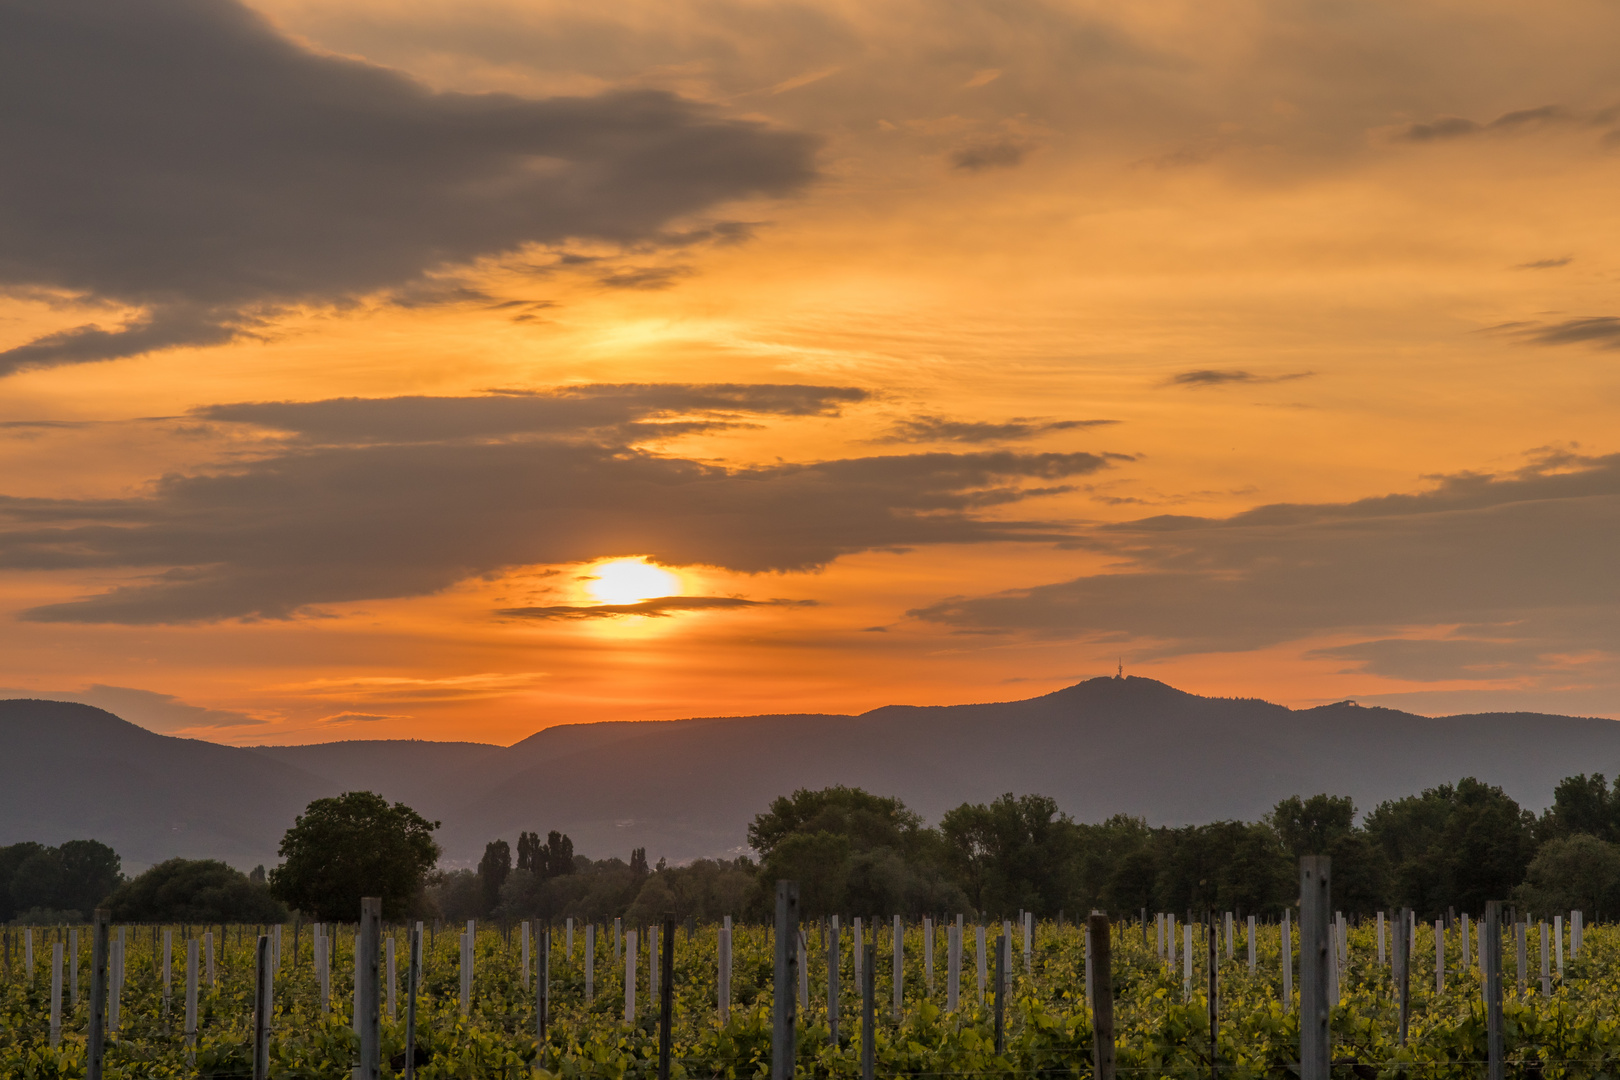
top-left (1364, 777), bottom-right (1536, 916)
top-left (1538, 774), bottom-right (1620, 843)
top-left (749, 786), bottom-right (947, 916)
top-left (941, 792), bottom-right (1080, 916)
top-left (270, 791), bottom-right (440, 920)
top-left (0, 842), bottom-right (46, 922)
top-left (1267, 794), bottom-right (1387, 914)
top-left (1514, 834), bottom-right (1620, 919)
top-left (107, 858), bottom-right (286, 922)
top-left (478, 839), bottom-right (510, 914)
top-left (1155, 821), bottom-right (1292, 916)
top-left (56, 840), bottom-right (122, 915)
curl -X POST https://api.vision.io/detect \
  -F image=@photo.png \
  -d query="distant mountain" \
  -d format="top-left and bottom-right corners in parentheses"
top-left (4, 677), bottom-right (1619, 872)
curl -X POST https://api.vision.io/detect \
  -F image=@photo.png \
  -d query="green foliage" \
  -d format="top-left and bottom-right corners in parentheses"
top-left (105, 857), bottom-right (286, 923)
top-left (943, 793), bottom-right (1081, 917)
top-left (751, 787), bottom-right (959, 918)
top-left (1365, 778), bottom-right (1537, 915)
top-left (5, 911), bottom-right (1616, 1080)
top-left (479, 839), bottom-right (511, 915)
top-left (270, 790), bottom-right (440, 920)
top-left (1540, 774), bottom-right (1620, 844)
top-left (1516, 834), bottom-right (1620, 918)
top-left (0, 839), bottom-right (121, 922)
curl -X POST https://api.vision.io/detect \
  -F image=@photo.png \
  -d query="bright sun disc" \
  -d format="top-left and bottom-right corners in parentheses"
top-left (586, 559), bottom-right (681, 605)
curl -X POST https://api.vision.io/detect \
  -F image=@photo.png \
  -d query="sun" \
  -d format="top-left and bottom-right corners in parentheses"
top-left (585, 559), bottom-right (681, 605)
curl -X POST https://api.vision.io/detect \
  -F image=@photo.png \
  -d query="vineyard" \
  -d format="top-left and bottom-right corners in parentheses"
top-left (3, 897), bottom-right (1618, 1080)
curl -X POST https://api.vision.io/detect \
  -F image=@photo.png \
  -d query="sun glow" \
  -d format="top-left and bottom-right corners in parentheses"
top-left (585, 559), bottom-right (682, 605)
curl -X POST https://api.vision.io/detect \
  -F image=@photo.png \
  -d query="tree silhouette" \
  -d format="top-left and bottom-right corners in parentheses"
top-left (479, 839), bottom-right (511, 913)
top-left (270, 791), bottom-right (439, 921)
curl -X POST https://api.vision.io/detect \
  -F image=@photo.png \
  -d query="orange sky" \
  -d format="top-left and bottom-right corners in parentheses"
top-left (3, 0), bottom-right (1620, 743)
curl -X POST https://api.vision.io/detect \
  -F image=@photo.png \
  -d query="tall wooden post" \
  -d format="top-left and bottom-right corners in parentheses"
top-left (1088, 914), bottom-right (1114, 1080)
top-left (1299, 857), bottom-right (1331, 1080)
top-left (772, 882), bottom-right (799, 1080)
top-left (357, 899), bottom-right (381, 1080)
top-left (253, 934), bottom-right (272, 1080)
top-left (1393, 907), bottom-right (1410, 1045)
top-left (406, 924), bottom-right (421, 1080)
top-left (88, 909), bottom-right (108, 1080)
top-left (536, 925), bottom-right (550, 1053)
top-left (826, 916), bottom-right (838, 1043)
top-left (893, 915), bottom-right (903, 1021)
top-left (1207, 910), bottom-right (1218, 1080)
top-left (1484, 902), bottom-right (1503, 1080)
top-left (993, 934), bottom-right (1006, 1055)
top-left (659, 918), bottom-right (675, 1080)
top-left (862, 940), bottom-right (876, 1080)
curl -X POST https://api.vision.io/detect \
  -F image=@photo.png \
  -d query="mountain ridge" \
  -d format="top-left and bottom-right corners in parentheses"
top-left (5, 677), bottom-right (1617, 871)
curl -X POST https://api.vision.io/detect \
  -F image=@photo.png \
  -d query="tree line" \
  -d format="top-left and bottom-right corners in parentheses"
top-left (8, 772), bottom-right (1619, 924)
top-left (446, 772), bottom-right (1620, 925)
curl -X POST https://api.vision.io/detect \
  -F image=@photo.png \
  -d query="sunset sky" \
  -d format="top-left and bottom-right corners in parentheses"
top-left (4, 0), bottom-right (1620, 744)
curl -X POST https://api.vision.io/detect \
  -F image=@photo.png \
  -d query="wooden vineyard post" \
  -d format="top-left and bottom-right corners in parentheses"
top-left (946, 919), bottom-right (958, 1013)
top-left (827, 915), bottom-right (839, 1043)
top-left (536, 926), bottom-right (550, 1062)
top-left (993, 933), bottom-right (1006, 1056)
top-left (387, 933), bottom-right (396, 1022)
top-left (893, 915), bottom-right (903, 1021)
top-left (1540, 921), bottom-right (1551, 998)
top-left (1282, 910), bottom-right (1292, 1014)
top-left (1247, 915), bottom-right (1256, 974)
top-left (976, 924), bottom-right (987, 1003)
top-left (923, 917), bottom-right (933, 993)
top-left (772, 881), bottom-right (799, 1080)
top-left (1377, 912), bottom-right (1385, 966)
top-left (862, 939), bottom-right (876, 1080)
top-left (586, 924), bottom-right (595, 1004)
top-left (1299, 857), bottom-right (1331, 1080)
top-left (1516, 921), bottom-right (1527, 997)
top-left (721, 916), bottom-right (733, 1026)
top-left (70, 928), bottom-right (79, 1005)
top-left (88, 909), bottom-right (108, 1080)
top-left (50, 942), bottom-right (63, 1047)
top-left (798, 928), bottom-right (808, 1012)
top-left (1393, 907), bottom-right (1410, 1044)
top-left (522, 921), bottom-right (530, 990)
top-left (185, 938), bottom-right (199, 1063)
top-left (1484, 902), bottom-right (1504, 1080)
top-left (659, 917), bottom-right (675, 1080)
top-left (624, 929), bottom-right (638, 1021)
top-left (358, 898), bottom-right (381, 1080)
top-left (406, 924), bottom-right (421, 1080)
top-left (1435, 920), bottom-right (1445, 994)
top-left (253, 934), bottom-right (272, 1080)
top-left (1208, 910), bottom-right (1218, 1080)
top-left (1089, 914), bottom-right (1114, 1080)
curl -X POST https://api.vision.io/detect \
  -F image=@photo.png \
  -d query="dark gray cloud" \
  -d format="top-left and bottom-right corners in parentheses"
top-left (1509, 317), bottom-right (1620, 348)
top-left (0, 388), bottom-right (1120, 623)
top-left (877, 415), bottom-right (1118, 444)
top-left (1397, 105), bottom-right (1571, 142)
top-left (1165, 369), bottom-right (1313, 388)
top-left (498, 596), bottom-right (814, 620)
top-left (0, 0), bottom-right (816, 374)
top-left (195, 384), bottom-right (871, 443)
top-left (1516, 257), bottom-right (1572, 270)
top-left (909, 452), bottom-right (1620, 677)
top-left (951, 140), bottom-right (1031, 171)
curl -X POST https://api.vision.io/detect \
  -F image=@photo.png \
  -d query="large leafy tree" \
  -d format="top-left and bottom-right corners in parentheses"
top-left (941, 792), bottom-right (1081, 917)
top-left (270, 791), bottom-right (440, 920)
top-left (1365, 777), bottom-right (1535, 916)
top-left (1538, 774), bottom-right (1620, 844)
top-left (108, 858), bottom-right (285, 922)
top-left (749, 786), bottom-right (956, 917)
top-left (1267, 794), bottom-right (1387, 914)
